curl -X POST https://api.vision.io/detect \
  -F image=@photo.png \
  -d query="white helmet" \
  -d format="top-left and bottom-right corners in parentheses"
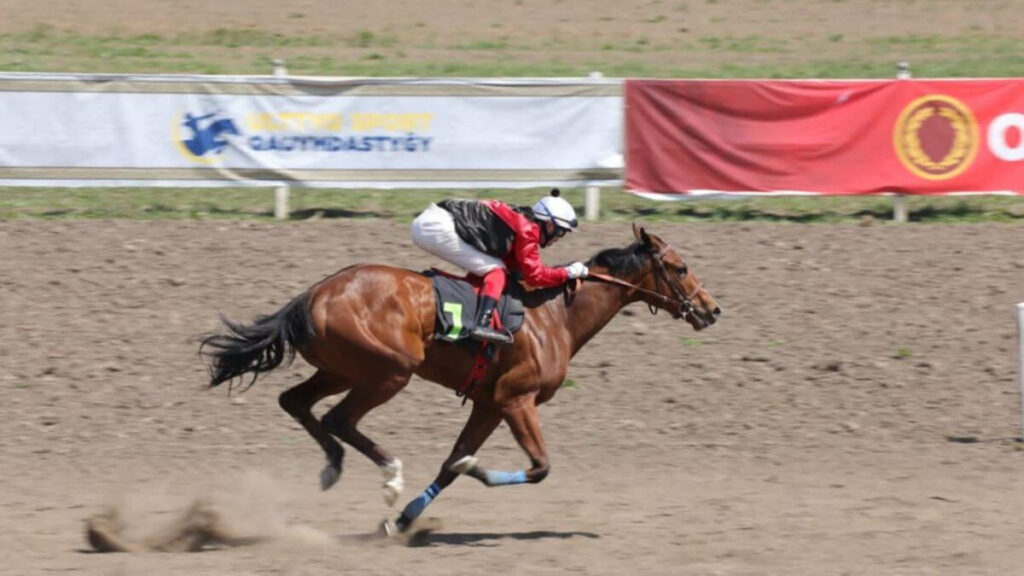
top-left (532, 189), bottom-right (578, 232)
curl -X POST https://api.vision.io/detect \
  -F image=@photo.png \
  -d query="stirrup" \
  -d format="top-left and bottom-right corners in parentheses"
top-left (469, 325), bottom-right (514, 345)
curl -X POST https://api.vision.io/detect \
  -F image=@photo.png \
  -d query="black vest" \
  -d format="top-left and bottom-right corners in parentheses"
top-left (437, 199), bottom-right (536, 257)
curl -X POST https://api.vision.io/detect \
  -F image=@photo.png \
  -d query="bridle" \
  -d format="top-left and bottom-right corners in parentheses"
top-left (586, 244), bottom-right (703, 320)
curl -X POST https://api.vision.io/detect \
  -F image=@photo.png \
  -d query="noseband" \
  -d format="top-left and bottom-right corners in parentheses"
top-left (586, 245), bottom-right (702, 320)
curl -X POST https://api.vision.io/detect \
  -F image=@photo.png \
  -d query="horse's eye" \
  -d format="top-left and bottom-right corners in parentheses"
top-left (676, 264), bottom-right (688, 275)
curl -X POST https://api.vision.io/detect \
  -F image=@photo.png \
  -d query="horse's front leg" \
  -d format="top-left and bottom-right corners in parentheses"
top-left (393, 402), bottom-right (502, 532)
top-left (453, 393), bottom-right (550, 486)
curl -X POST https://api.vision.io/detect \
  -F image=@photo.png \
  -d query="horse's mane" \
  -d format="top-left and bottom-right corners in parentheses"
top-left (517, 240), bottom-right (650, 308)
top-left (585, 240), bottom-right (650, 276)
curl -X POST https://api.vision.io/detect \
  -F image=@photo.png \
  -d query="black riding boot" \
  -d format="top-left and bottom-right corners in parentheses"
top-left (469, 296), bottom-right (513, 345)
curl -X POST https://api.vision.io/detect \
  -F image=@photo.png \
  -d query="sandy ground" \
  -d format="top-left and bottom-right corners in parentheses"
top-left (2, 218), bottom-right (1023, 575)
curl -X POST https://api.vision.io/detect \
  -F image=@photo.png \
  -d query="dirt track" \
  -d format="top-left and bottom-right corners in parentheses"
top-left (2, 219), bottom-right (1023, 575)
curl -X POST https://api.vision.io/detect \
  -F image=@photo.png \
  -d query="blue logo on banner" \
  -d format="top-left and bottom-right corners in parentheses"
top-left (179, 112), bottom-right (240, 157)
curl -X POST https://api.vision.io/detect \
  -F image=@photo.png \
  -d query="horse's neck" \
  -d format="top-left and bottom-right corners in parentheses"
top-left (564, 270), bottom-right (643, 356)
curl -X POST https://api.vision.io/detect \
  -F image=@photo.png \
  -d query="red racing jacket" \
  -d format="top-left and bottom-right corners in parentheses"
top-left (436, 199), bottom-right (569, 288)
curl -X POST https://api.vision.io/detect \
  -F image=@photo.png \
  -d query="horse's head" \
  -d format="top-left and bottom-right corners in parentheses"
top-left (630, 223), bottom-right (721, 331)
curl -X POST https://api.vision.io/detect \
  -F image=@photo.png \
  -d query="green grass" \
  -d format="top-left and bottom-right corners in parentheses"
top-left (1, 187), bottom-right (1020, 222)
top-left (894, 346), bottom-right (913, 359)
top-left (2, 26), bottom-right (1023, 78)
top-left (698, 35), bottom-right (788, 53)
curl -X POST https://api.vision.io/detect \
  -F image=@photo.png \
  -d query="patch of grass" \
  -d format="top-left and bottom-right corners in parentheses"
top-left (680, 338), bottom-right (703, 347)
top-left (21, 23), bottom-right (55, 42)
top-left (561, 378), bottom-right (578, 389)
top-left (351, 30), bottom-right (376, 48)
top-left (871, 34), bottom-right (945, 51)
top-left (698, 35), bottom-right (787, 53)
top-left (455, 38), bottom-right (512, 50)
top-left (201, 28), bottom-right (285, 47)
top-left (1, 188), bottom-right (1019, 223)
top-left (894, 347), bottom-right (913, 360)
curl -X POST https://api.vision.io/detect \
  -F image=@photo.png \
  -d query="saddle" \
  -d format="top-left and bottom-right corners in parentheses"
top-left (425, 270), bottom-right (525, 343)
top-left (424, 269), bottom-right (526, 402)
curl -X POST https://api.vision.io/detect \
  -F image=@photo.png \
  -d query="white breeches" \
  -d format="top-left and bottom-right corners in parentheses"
top-left (411, 203), bottom-right (506, 276)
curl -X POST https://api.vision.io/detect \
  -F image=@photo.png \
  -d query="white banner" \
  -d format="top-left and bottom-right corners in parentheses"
top-left (0, 73), bottom-right (623, 188)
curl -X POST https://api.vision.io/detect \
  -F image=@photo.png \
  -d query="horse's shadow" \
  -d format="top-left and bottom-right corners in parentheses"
top-left (408, 529), bottom-right (600, 548)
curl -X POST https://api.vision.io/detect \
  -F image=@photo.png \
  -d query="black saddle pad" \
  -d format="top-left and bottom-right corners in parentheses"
top-left (426, 271), bottom-right (525, 342)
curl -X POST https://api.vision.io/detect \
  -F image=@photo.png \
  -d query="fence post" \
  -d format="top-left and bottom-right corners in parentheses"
top-left (893, 61), bottom-right (911, 223)
top-left (272, 59), bottom-right (291, 220)
top-left (584, 71), bottom-right (604, 221)
top-left (1017, 302), bottom-right (1024, 441)
top-left (585, 186), bottom-right (600, 221)
top-left (273, 58), bottom-right (288, 78)
top-left (274, 186), bottom-right (290, 220)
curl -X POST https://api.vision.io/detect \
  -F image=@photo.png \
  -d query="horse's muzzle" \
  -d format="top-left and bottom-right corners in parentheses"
top-left (686, 304), bottom-right (721, 331)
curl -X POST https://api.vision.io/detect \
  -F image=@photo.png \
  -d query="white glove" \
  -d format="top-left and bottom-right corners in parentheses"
top-left (565, 261), bottom-right (589, 279)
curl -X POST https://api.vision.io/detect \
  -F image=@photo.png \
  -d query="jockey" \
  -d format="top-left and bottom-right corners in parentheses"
top-left (411, 189), bottom-right (588, 345)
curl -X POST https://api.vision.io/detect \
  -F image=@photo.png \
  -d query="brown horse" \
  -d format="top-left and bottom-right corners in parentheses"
top-left (200, 223), bottom-right (720, 533)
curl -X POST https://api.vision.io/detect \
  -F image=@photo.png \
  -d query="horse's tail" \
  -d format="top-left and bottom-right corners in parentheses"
top-left (200, 291), bottom-right (316, 390)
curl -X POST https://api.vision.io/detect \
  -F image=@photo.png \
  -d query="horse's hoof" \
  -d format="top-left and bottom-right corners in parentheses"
top-left (448, 455), bottom-right (478, 475)
top-left (377, 518), bottom-right (398, 539)
top-left (320, 462), bottom-right (341, 491)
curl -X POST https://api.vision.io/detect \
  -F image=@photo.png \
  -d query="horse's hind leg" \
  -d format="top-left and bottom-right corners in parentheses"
top-left (320, 373), bottom-right (411, 505)
top-left (278, 370), bottom-right (351, 490)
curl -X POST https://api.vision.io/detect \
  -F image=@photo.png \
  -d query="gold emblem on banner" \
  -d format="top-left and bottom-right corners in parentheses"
top-left (893, 95), bottom-right (978, 180)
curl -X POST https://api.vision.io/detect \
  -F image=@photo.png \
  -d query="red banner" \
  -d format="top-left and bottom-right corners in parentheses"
top-left (626, 79), bottom-right (1024, 196)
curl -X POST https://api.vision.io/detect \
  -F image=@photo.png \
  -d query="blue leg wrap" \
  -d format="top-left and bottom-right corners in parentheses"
top-left (399, 482), bottom-right (441, 525)
top-left (484, 469), bottom-right (528, 486)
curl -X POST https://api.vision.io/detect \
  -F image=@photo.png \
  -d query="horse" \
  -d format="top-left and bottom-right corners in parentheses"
top-left (200, 223), bottom-right (721, 533)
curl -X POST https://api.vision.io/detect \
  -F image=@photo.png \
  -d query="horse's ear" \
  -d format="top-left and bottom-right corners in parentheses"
top-left (632, 222), bottom-right (651, 248)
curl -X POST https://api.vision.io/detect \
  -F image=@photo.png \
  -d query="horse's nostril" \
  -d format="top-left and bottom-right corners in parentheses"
top-left (713, 306), bottom-right (722, 317)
